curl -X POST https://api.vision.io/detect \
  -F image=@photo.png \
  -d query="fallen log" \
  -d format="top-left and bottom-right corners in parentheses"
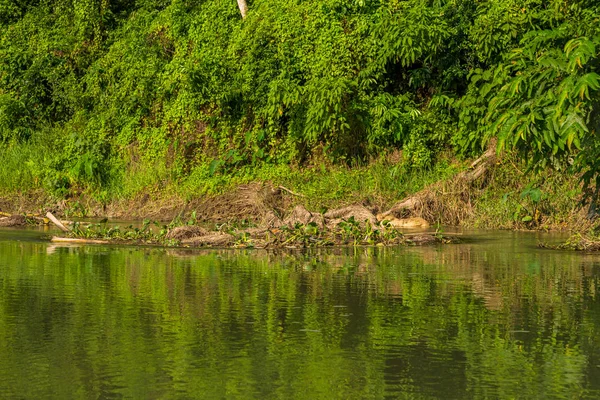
top-left (51, 237), bottom-right (110, 244)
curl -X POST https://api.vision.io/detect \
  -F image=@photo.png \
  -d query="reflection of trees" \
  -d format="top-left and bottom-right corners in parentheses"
top-left (0, 241), bottom-right (598, 398)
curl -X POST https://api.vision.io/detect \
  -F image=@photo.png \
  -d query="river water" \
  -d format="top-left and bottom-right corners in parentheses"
top-left (1, 228), bottom-right (599, 399)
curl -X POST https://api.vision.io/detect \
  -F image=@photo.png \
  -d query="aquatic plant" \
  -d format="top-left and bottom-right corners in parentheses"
top-left (60, 217), bottom-right (454, 248)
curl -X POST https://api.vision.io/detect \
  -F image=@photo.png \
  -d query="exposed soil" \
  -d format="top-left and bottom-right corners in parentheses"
top-left (0, 215), bottom-right (27, 227)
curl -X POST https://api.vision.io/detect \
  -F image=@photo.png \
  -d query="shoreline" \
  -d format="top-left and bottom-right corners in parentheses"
top-left (1, 211), bottom-right (593, 252)
top-left (0, 154), bottom-right (594, 240)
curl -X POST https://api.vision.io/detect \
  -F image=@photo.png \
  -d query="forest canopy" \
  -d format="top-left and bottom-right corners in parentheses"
top-left (0, 0), bottom-right (599, 195)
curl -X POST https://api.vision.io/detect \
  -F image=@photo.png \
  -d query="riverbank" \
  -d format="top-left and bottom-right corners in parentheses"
top-left (1, 204), bottom-right (456, 248)
top-left (0, 153), bottom-right (591, 234)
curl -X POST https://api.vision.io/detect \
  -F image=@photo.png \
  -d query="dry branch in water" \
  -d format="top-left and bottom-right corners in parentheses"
top-left (46, 212), bottom-right (70, 232)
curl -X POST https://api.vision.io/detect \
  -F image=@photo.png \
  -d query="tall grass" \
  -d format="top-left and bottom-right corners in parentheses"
top-left (0, 144), bottom-right (40, 194)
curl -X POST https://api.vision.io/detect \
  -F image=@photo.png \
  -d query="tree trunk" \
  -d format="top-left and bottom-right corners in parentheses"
top-left (236, 0), bottom-right (248, 19)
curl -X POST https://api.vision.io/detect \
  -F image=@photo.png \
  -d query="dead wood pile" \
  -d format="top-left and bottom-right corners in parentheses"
top-left (377, 143), bottom-right (498, 225)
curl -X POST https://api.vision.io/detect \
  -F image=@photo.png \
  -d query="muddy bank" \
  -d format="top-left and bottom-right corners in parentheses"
top-left (0, 212), bottom-right (52, 227)
top-left (0, 182), bottom-right (432, 231)
top-left (0, 214), bottom-right (27, 227)
top-left (0, 146), bottom-right (590, 232)
top-left (0, 199), bottom-right (454, 249)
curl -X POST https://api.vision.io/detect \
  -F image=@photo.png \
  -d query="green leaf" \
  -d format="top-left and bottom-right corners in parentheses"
top-left (209, 159), bottom-right (221, 176)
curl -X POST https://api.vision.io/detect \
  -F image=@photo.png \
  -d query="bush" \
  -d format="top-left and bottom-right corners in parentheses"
top-left (0, 0), bottom-right (599, 196)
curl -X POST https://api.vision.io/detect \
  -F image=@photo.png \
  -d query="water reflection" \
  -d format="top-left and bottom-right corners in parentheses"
top-left (0, 232), bottom-right (600, 398)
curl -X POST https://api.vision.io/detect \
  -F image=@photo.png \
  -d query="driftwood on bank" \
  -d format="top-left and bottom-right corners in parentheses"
top-left (385, 217), bottom-right (430, 228)
top-left (13, 146), bottom-right (501, 248)
top-left (51, 237), bottom-right (110, 244)
top-left (279, 186), bottom-right (306, 198)
top-left (46, 212), bottom-right (70, 232)
top-left (457, 143), bottom-right (497, 182)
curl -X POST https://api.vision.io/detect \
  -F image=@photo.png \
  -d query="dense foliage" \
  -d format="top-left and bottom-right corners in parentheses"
top-left (0, 0), bottom-right (599, 196)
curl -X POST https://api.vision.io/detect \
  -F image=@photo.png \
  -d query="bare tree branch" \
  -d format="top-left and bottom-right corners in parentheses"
top-left (236, 0), bottom-right (248, 19)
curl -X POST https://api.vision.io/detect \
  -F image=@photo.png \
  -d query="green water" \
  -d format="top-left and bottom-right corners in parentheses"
top-left (1, 229), bottom-right (600, 399)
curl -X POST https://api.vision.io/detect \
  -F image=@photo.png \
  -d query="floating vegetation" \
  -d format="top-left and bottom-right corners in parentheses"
top-left (52, 217), bottom-right (458, 249)
top-left (539, 234), bottom-right (600, 252)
